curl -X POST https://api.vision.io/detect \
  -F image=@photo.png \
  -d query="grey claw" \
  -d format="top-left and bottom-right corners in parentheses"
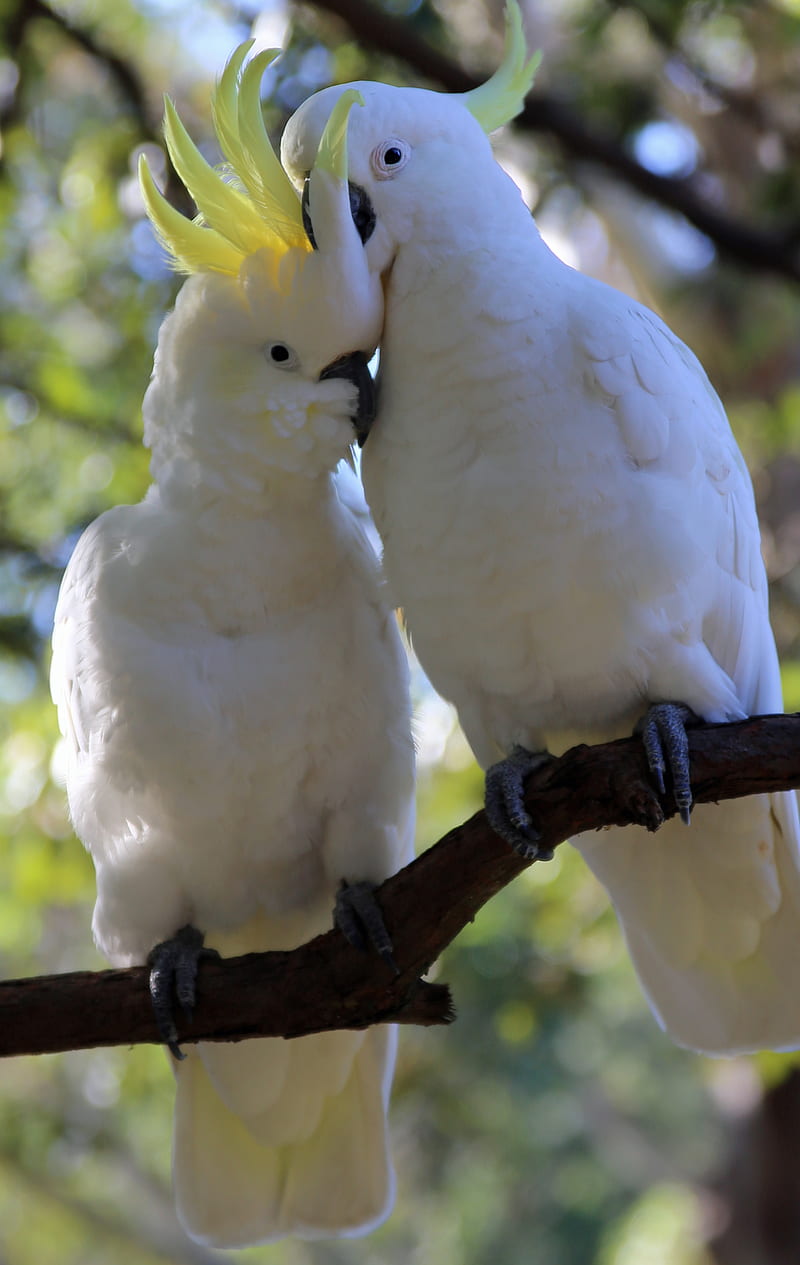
top-left (484, 746), bottom-right (553, 860)
top-left (147, 924), bottom-right (219, 1059)
top-left (638, 703), bottom-right (695, 822)
top-left (335, 880), bottom-right (398, 974)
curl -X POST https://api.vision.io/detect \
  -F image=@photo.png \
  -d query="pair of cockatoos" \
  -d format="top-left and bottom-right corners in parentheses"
top-left (52, 3), bottom-right (800, 1250)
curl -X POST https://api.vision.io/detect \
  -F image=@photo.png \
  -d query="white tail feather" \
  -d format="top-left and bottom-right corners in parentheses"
top-left (574, 789), bottom-right (800, 1054)
top-left (173, 1025), bottom-right (397, 1247)
top-left (199, 1028), bottom-right (368, 1145)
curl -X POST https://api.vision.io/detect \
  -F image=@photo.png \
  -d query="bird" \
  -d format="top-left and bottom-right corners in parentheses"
top-left (50, 45), bottom-right (415, 1247)
top-left (280, 3), bottom-right (800, 1057)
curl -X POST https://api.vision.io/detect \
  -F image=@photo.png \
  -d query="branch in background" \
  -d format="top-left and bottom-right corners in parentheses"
top-left (9, 0), bottom-right (155, 137)
top-left (615, 0), bottom-right (800, 160)
top-left (1, 0), bottom-right (193, 214)
top-left (0, 613), bottom-right (40, 661)
top-left (709, 1067), bottom-right (800, 1265)
top-left (304, 0), bottom-right (800, 284)
top-left (1, 713), bottom-right (798, 1059)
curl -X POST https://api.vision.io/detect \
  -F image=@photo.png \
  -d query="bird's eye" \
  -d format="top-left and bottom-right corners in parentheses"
top-left (371, 138), bottom-right (411, 179)
top-left (264, 342), bottom-right (298, 369)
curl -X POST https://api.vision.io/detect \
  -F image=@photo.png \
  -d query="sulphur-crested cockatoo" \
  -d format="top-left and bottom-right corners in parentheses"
top-left (281, 5), bottom-right (800, 1056)
top-left (50, 46), bottom-right (414, 1247)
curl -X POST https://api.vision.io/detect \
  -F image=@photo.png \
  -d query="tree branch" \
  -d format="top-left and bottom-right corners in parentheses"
top-left (35, 0), bottom-right (153, 136)
top-left (1, 713), bottom-right (799, 1059)
top-left (1, 0), bottom-right (193, 214)
top-left (303, 0), bottom-right (800, 284)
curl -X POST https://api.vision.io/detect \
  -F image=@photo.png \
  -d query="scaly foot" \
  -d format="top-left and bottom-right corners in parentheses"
top-left (638, 702), bottom-right (695, 825)
top-left (484, 746), bottom-right (555, 861)
top-left (147, 924), bottom-right (220, 1060)
top-left (334, 880), bottom-right (398, 974)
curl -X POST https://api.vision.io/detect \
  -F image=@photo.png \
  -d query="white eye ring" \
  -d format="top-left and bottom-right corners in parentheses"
top-left (370, 138), bottom-right (411, 179)
top-left (264, 342), bottom-right (298, 370)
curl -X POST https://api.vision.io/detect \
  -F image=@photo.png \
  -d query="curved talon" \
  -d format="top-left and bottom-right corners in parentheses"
top-left (639, 703), bottom-right (695, 824)
top-left (335, 880), bottom-right (398, 974)
top-left (147, 923), bottom-right (219, 1060)
top-left (484, 745), bottom-right (554, 860)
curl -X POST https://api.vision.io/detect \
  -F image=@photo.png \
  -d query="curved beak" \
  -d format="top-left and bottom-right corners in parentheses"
top-left (302, 88), bottom-right (377, 252)
top-left (319, 351), bottom-right (376, 446)
top-left (303, 179), bottom-right (376, 249)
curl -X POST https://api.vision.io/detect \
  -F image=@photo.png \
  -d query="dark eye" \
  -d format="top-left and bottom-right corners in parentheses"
top-left (371, 138), bottom-right (411, 179)
top-left (264, 342), bottom-right (298, 369)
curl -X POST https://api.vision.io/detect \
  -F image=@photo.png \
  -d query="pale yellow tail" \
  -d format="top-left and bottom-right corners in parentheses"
top-left (173, 1024), bottom-right (397, 1248)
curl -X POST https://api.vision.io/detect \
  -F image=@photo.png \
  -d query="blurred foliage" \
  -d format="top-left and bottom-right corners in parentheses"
top-left (0, 0), bottom-right (799, 1262)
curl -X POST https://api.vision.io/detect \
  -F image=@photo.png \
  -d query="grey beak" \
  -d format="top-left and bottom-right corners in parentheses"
top-left (319, 351), bottom-right (376, 446)
top-left (302, 178), bottom-right (377, 249)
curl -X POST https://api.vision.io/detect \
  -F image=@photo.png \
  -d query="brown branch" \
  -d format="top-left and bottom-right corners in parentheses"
top-left (1, 713), bottom-right (799, 1059)
top-left (302, 0), bottom-right (800, 284)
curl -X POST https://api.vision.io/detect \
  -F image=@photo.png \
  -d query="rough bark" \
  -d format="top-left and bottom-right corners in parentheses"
top-left (0, 713), bottom-right (798, 1059)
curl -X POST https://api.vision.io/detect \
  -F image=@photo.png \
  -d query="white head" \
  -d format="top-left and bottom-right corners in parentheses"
top-left (280, 2), bottom-right (540, 277)
top-left (139, 45), bottom-right (383, 497)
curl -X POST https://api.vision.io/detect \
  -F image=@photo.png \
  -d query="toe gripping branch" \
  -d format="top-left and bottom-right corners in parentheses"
top-left (334, 880), bottom-right (399, 975)
top-left (147, 924), bottom-right (220, 1059)
top-left (639, 702), bottom-right (695, 825)
top-left (484, 746), bottom-right (555, 862)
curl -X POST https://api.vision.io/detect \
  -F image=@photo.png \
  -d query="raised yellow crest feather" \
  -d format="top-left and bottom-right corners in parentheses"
top-left (139, 43), bottom-right (310, 276)
top-left (465, 1), bottom-right (541, 133)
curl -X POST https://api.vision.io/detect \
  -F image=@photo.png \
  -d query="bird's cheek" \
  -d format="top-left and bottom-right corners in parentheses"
top-left (365, 225), bottom-right (399, 283)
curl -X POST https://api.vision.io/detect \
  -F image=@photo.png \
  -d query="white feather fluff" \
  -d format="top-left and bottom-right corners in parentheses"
top-left (51, 255), bottom-right (414, 1241)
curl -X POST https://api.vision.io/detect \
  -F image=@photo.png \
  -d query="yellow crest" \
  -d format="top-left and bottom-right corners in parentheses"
top-left (465, 1), bottom-right (541, 133)
top-left (139, 43), bottom-right (311, 276)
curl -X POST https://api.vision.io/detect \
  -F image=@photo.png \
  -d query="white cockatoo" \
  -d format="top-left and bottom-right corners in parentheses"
top-left (50, 46), bottom-right (415, 1248)
top-left (281, 5), bottom-right (800, 1056)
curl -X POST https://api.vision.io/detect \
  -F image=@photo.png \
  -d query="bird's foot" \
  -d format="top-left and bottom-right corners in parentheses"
top-left (334, 880), bottom-right (398, 974)
top-left (637, 702), bottom-right (696, 825)
top-left (484, 745), bottom-right (555, 861)
top-left (147, 924), bottom-right (220, 1060)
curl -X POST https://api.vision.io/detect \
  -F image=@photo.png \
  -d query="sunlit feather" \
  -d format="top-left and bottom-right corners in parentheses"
top-left (163, 97), bottom-right (273, 258)
top-left (210, 40), bottom-right (254, 171)
top-left (138, 154), bottom-right (242, 276)
top-left (315, 88), bottom-right (364, 180)
top-left (141, 43), bottom-right (312, 276)
top-left (465, 0), bottom-right (541, 133)
top-left (235, 51), bottom-right (308, 247)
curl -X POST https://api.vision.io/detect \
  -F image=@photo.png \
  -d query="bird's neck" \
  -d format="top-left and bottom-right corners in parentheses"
top-left (151, 434), bottom-right (337, 520)
top-left (389, 188), bottom-right (558, 318)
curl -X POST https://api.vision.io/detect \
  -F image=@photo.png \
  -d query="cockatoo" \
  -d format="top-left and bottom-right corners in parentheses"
top-left (50, 46), bottom-right (415, 1248)
top-left (281, 5), bottom-right (800, 1056)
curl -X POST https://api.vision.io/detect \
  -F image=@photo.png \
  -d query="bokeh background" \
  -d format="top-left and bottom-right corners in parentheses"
top-left (1, 0), bottom-right (800, 1261)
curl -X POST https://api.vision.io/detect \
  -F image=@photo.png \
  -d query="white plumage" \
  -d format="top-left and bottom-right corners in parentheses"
top-left (51, 79), bottom-right (414, 1246)
top-left (282, 55), bottom-right (800, 1056)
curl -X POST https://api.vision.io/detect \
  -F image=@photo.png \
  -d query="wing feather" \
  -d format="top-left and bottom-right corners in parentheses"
top-left (572, 283), bottom-right (800, 1052)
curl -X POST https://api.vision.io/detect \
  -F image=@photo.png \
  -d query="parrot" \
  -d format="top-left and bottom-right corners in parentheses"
top-left (50, 45), bottom-right (415, 1248)
top-left (280, 3), bottom-right (800, 1057)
